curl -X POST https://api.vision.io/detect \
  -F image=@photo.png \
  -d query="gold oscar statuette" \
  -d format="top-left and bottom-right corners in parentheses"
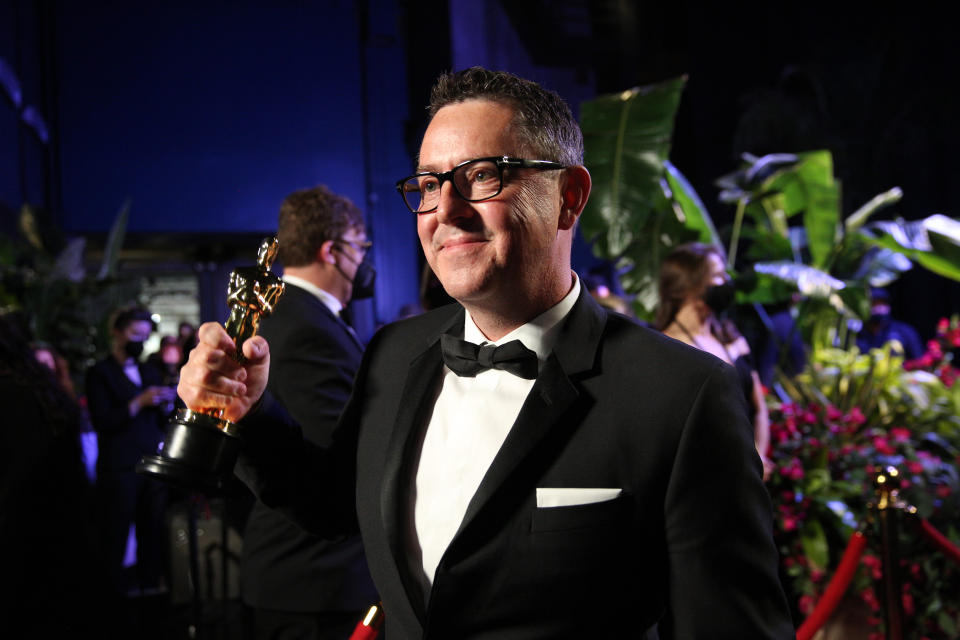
top-left (137, 237), bottom-right (285, 491)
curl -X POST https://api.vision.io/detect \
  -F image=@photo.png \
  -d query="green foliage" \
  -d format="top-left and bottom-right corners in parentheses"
top-left (768, 324), bottom-right (960, 637)
top-left (0, 204), bottom-right (140, 387)
top-left (579, 76), bottom-right (721, 319)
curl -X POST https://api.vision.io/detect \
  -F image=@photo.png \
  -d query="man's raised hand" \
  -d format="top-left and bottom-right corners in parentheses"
top-left (177, 322), bottom-right (270, 423)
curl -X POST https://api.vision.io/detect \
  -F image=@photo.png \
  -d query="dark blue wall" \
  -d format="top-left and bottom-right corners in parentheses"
top-left (55, 2), bottom-right (368, 234)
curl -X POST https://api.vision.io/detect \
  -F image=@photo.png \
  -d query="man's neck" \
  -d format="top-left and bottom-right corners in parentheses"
top-left (284, 264), bottom-right (347, 307)
top-left (464, 272), bottom-right (576, 342)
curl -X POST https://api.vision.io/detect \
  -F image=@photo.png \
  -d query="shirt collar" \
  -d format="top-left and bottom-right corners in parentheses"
top-left (463, 273), bottom-right (581, 362)
top-left (282, 274), bottom-right (343, 316)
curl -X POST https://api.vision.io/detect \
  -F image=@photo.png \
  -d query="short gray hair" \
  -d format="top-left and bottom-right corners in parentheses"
top-left (428, 67), bottom-right (583, 166)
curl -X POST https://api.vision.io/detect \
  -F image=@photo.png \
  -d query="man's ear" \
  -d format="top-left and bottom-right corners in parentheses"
top-left (318, 240), bottom-right (338, 265)
top-left (558, 165), bottom-right (591, 231)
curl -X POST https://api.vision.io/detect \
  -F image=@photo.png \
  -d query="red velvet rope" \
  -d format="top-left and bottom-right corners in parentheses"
top-left (796, 531), bottom-right (869, 640)
top-left (917, 517), bottom-right (960, 567)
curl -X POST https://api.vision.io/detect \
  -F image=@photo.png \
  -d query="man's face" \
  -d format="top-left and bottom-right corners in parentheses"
top-left (416, 100), bottom-right (564, 309)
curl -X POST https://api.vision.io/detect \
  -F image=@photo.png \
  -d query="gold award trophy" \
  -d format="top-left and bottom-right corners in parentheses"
top-left (137, 237), bottom-right (285, 491)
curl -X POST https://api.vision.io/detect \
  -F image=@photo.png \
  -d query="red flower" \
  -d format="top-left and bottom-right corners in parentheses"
top-left (872, 436), bottom-right (895, 455)
top-left (845, 407), bottom-right (866, 427)
top-left (906, 460), bottom-right (924, 475)
top-left (862, 554), bottom-right (883, 581)
top-left (949, 327), bottom-right (960, 346)
top-left (890, 427), bottom-right (911, 442)
top-left (936, 485), bottom-right (951, 498)
top-left (902, 592), bottom-right (915, 616)
top-left (937, 317), bottom-right (950, 335)
top-left (798, 594), bottom-right (815, 616)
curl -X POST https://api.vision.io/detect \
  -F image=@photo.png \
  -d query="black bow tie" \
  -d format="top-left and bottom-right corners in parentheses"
top-left (440, 334), bottom-right (538, 379)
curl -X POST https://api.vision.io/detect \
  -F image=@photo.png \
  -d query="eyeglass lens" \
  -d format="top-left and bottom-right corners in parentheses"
top-left (401, 158), bottom-right (502, 212)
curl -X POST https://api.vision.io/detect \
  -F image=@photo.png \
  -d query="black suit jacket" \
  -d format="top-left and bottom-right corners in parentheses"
top-left (85, 357), bottom-right (167, 472)
top-left (239, 289), bottom-right (794, 638)
top-left (240, 283), bottom-right (377, 612)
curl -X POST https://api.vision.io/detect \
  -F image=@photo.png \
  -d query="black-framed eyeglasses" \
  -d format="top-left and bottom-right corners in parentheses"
top-left (394, 156), bottom-right (566, 214)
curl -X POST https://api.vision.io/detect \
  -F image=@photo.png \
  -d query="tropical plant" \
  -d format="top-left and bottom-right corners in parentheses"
top-left (579, 77), bottom-right (960, 357)
top-left (0, 202), bottom-right (140, 388)
top-left (768, 329), bottom-right (960, 638)
top-left (579, 76), bottom-right (720, 318)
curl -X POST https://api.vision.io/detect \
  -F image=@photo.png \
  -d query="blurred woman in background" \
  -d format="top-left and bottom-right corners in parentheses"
top-left (656, 242), bottom-right (773, 479)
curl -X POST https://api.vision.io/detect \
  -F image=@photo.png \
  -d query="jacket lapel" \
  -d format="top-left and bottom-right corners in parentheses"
top-left (379, 308), bottom-right (464, 620)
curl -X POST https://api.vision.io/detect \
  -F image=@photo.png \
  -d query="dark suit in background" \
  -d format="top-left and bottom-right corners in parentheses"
top-left (241, 282), bottom-right (377, 639)
top-left (86, 356), bottom-right (169, 596)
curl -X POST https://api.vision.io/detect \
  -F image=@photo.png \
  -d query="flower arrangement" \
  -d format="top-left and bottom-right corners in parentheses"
top-left (768, 330), bottom-right (960, 638)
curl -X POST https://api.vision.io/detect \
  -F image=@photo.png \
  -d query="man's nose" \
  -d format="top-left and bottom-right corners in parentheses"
top-left (435, 180), bottom-right (473, 224)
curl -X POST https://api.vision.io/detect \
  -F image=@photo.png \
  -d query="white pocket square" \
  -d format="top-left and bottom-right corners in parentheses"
top-left (536, 487), bottom-right (622, 508)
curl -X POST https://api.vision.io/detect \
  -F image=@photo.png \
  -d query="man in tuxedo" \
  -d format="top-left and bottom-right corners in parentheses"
top-left (240, 185), bottom-right (378, 639)
top-left (180, 67), bottom-right (794, 638)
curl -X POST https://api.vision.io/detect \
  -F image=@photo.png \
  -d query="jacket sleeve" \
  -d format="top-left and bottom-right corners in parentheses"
top-left (85, 363), bottom-right (135, 435)
top-left (234, 329), bottom-right (375, 539)
top-left (267, 322), bottom-right (357, 449)
top-left (659, 360), bottom-right (794, 639)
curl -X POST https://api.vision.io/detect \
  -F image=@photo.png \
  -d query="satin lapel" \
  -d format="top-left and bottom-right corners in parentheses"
top-left (451, 289), bottom-right (608, 544)
top-left (379, 309), bottom-right (463, 620)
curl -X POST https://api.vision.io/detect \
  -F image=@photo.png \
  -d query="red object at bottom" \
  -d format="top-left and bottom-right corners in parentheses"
top-left (796, 531), bottom-right (868, 640)
top-left (349, 603), bottom-right (384, 640)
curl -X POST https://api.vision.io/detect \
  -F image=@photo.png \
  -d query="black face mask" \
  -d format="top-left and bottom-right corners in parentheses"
top-left (124, 340), bottom-right (145, 359)
top-left (350, 259), bottom-right (377, 300)
top-left (703, 281), bottom-right (735, 314)
top-left (335, 248), bottom-right (377, 301)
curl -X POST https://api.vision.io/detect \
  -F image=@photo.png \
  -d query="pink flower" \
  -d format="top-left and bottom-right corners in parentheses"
top-left (781, 458), bottom-right (805, 481)
top-left (798, 594), bottom-right (815, 615)
top-left (906, 460), bottom-right (924, 475)
top-left (950, 327), bottom-right (960, 346)
top-left (872, 436), bottom-right (895, 455)
top-left (826, 405), bottom-right (843, 421)
top-left (890, 427), bottom-right (911, 442)
top-left (937, 318), bottom-right (950, 335)
top-left (902, 592), bottom-right (915, 616)
top-left (781, 515), bottom-right (798, 532)
top-left (845, 407), bottom-right (866, 427)
top-left (862, 554), bottom-right (883, 581)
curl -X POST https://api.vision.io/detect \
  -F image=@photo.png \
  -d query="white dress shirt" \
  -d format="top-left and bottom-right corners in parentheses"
top-left (407, 274), bottom-right (581, 595)
top-left (281, 274), bottom-right (343, 315)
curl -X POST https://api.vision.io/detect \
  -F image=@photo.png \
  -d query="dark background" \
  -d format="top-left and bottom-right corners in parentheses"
top-left (3, 0), bottom-right (958, 339)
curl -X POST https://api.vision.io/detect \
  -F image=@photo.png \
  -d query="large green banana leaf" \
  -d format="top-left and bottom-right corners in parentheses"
top-left (579, 76), bottom-right (720, 319)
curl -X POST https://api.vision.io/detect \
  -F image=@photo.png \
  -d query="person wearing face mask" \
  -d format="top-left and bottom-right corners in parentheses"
top-left (657, 242), bottom-right (773, 480)
top-left (856, 287), bottom-right (924, 360)
top-left (239, 185), bottom-right (378, 640)
top-left (85, 306), bottom-right (174, 612)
